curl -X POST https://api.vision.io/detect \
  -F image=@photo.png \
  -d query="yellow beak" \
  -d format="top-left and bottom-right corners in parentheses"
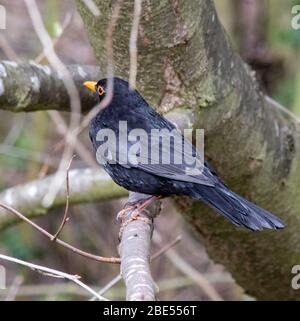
top-left (84, 81), bottom-right (97, 92)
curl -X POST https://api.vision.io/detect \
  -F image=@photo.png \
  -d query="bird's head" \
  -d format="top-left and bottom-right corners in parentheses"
top-left (84, 77), bottom-right (132, 102)
top-left (83, 79), bottom-right (106, 100)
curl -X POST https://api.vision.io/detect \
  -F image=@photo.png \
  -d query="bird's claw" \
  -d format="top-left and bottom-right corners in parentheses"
top-left (118, 210), bottom-right (152, 240)
top-left (117, 204), bottom-right (138, 221)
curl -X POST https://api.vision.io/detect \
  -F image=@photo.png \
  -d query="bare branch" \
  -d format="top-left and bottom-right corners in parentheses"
top-left (25, 0), bottom-right (83, 208)
top-left (4, 276), bottom-right (24, 301)
top-left (0, 168), bottom-right (127, 231)
top-left (47, 110), bottom-right (98, 168)
top-left (90, 235), bottom-right (181, 300)
top-left (82, 0), bottom-right (101, 16)
top-left (265, 95), bottom-right (300, 123)
top-left (34, 12), bottom-right (74, 64)
top-left (0, 253), bottom-right (107, 301)
top-left (0, 35), bottom-right (21, 63)
top-left (0, 202), bottom-right (120, 264)
top-left (77, 0), bottom-right (125, 134)
top-left (153, 233), bottom-right (223, 301)
top-left (129, 0), bottom-right (142, 90)
top-left (0, 61), bottom-right (100, 112)
top-left (51, 155), bottom-right (76, 241)
top-left (0, 276), bottom-right (210, 300)
top-left (3, 114), bottom-right (26, 145)
top-left (38, 140), bottom-right (67, 178)
top-left (118, 192), bottom-right (161, 301)
top-left (150, 235), bottom-right (182, 261)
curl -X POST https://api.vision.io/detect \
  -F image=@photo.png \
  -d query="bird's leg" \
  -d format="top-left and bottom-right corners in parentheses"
top-left (117, 195), bottom-right (161, 222)
top-left (117, 194), bottom-right (162, 240)
top-left (132, 195), bottom-right (161, 215)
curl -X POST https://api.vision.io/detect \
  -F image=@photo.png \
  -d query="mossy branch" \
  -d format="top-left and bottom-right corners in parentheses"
top-left (0, 61), bottom-right (101, 112)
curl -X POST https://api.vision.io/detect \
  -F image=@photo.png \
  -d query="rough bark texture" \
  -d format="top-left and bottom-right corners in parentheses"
top-left (75, 0), bottom-right (300, 299)
top-left (0, 61), bottom-right (101, 112)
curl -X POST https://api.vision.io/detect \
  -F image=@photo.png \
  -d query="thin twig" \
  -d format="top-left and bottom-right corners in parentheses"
top-left (0, 253), bottom-right (107, 301)
top-left (0, 168), bottom-right (128, 231)
top-left (52, 155), bottom-right (76, 241)
top-left (150, 235), bottom-right (182, 261)
top-left (3, 114), bottom-right (26, 146)
top-left (0, 276), bottom-right (202, 299)
top-left (47, 111), bottom-right (98, 168)
top-left (95, 275), bottom-right (122, 298)
top-left (153, 232), bottom-right (223, 301)
top-left (265, 95), bottom-right (300, 123)
top-left (0, 202), bottom-right (120, 264)
top-left (0, 35), bottom-right (21, 62)
top-left (34, 11), bottom-right (74, 64)
top-left (129, 0), bottom-right (142, 90)
top-left (38, 139), bottom-right (66, 178)
top-left (77, 0), bottom-right (124, 134)
top-left (34, 12), bottom-right (97, 172)
top-left (4, 276), bottom-right (24, 301)
top-left (82, 0), bottom-right (101, 16)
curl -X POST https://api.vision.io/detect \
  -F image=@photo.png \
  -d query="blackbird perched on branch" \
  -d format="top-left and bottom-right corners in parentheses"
top-left (84, 77), bottom-right (285, 231)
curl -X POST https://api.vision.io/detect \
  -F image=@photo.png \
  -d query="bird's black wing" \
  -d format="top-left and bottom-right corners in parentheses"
top-left (101, 118), bottom-right (217, 187)
top-left (91, 103), bottom-right (216, 187)
top-left (125, 129), bottom-right (215, 186)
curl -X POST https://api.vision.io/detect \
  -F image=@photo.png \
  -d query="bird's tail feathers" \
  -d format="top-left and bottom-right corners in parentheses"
top-left (192, 185), bottom-right (286, 231)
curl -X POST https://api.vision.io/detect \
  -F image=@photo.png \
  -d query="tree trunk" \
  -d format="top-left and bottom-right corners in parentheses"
top-left (75, 0), bottom-right (300, 300)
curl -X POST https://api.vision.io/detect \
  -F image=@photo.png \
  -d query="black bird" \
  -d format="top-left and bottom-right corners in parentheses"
top-left (84, 78), bottom-right (285, 231)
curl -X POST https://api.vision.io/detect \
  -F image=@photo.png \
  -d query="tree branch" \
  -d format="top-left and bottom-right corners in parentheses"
top-left (0, 202), bottom-right (120, 264)
top-left (0, 253), bottom-right (108, 301)
top-left (153, 232), bottom-right (222, 301)
top-left (0, 61), bottom-right (101, 112)
top-left (90, 235), bottom-right (182, 301)
top-left (118, 192), bottom-right (161, 301)
top-left (0, 168), bottom-right (127, 231)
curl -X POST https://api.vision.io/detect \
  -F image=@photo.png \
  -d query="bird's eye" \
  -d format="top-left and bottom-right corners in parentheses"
top-left (97, 85), bottom-right (105, 96)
